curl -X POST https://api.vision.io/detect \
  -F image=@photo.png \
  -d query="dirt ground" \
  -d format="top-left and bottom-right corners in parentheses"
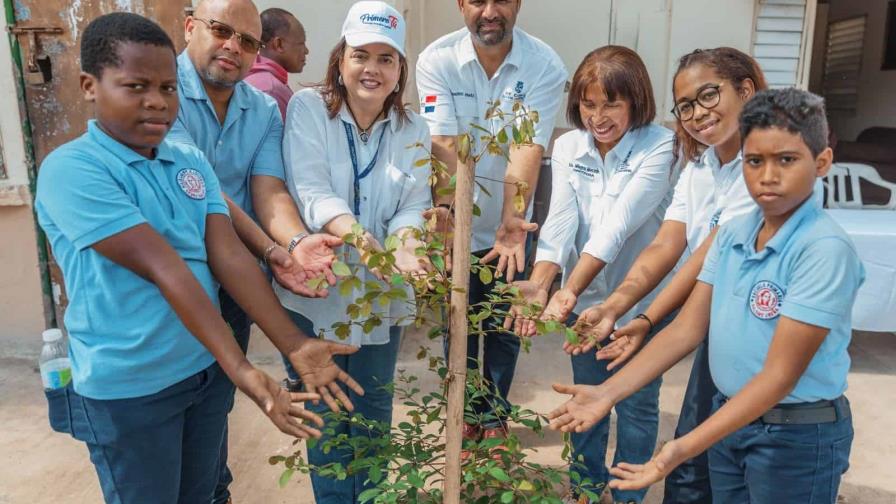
top-left (1, 328), bottom-right (894, 503)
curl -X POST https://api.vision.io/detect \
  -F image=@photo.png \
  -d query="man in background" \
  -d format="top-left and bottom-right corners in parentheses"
top-left (245, 7), bottom-right (308, 119)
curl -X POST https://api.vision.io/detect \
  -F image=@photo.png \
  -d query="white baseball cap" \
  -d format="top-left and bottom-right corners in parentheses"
top-left (341, 1), bottom-right (406, 56)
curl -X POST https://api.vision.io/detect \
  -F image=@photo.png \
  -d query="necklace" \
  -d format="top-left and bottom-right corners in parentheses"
top-left (345, 101), bottom-right (381, 144)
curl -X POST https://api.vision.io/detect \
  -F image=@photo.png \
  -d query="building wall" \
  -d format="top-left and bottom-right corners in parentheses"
top-left (0, 15), bottom-right (48, 357)
top-left (824, 0), bottom-right (896, 141)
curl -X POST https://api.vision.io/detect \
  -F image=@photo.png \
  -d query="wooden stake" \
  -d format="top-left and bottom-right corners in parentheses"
top-left (443, 151), bottom-right (474, 504)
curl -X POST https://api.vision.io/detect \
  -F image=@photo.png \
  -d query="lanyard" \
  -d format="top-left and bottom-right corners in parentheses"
top-left (342, 120), bottom-right (387, 216)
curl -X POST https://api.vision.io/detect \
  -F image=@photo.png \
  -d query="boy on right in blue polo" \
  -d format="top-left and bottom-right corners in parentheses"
top-left (548, 87), bottom-right (863, 503)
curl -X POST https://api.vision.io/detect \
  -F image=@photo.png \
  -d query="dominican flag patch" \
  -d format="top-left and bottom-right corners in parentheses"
top-left (423, 95), bottom-right (437, 114)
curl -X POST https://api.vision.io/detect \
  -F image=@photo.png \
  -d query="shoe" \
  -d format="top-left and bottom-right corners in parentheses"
top-left (460, 422), bottom-right (481, 462)
top-left (481, 425), bottom-right (509, 460)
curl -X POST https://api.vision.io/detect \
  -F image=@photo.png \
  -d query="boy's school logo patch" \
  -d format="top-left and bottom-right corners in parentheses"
top-left (749, 280), bottom-right (784, 320)
top-left (177, 168), bottom-right (207, 200)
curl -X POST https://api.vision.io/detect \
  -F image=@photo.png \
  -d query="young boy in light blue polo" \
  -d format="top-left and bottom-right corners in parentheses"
top-left (548, 87), bottom-right (863, 504)
top-left (35, 13), bottom-right (362, 504)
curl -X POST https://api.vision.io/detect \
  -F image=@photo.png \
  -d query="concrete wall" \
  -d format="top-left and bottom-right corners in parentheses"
top-left (823, 0), bottom-right (896, 141)
top-left (0, 14), bottom-right (48, 357)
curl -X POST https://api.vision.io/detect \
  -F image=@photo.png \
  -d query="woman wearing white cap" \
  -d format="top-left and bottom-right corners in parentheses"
top-left (275, 1), bottom-right (432, 502)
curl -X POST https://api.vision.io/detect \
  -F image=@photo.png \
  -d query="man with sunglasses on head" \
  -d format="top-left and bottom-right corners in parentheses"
top-left (169, 1), bottom-right (342, 503)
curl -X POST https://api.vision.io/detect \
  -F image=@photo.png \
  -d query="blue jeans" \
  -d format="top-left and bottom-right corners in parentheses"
top-left (45, 362), bottom-right (233, 503)
top-left (283, 310), bottom-right (401, 504)
top-left (708, 395), bottom-right (853, 504)
top-left (663, 337), bottom-right (717, 504)
top-left (213, 289), bottom-right (252, 504)
top-left (570, 313), bottom-right (667, 503)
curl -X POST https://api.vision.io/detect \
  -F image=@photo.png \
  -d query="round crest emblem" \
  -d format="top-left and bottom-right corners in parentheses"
top-left (749, 281), bottom-right (784, 320)
top-left (176, 168), bottom-right (206, 200)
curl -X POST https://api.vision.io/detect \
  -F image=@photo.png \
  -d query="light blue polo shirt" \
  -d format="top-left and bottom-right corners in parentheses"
top-left (698, 196), bottom-right (864, 403)
top-left (35, 121), bottom-right (229, 400)
top-left (167, 51), bottom-right (285, 218)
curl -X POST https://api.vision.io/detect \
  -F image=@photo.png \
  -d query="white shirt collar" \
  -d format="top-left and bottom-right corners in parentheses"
top-left (336, 103), bottom-right (400, 134)
top-left (458, 27), bottom-right (522, 75)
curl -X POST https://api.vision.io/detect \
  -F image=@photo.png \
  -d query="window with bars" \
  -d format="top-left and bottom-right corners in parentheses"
top-left (823, 15), bottom-right (866, 113)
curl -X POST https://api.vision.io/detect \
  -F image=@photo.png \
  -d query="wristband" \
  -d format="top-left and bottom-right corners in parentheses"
top-left (286, 232), bottom-right (309, 254)
top-left (262, 243), bottom-right (278, 267)
top-left (634, 313), bottom-right (654, 333)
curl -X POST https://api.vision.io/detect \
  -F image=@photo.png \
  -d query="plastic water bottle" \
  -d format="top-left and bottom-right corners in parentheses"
top-left (39, 329), bottom-right (71, 390)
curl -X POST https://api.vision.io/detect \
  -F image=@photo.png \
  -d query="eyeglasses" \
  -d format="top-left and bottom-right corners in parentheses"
top-left (193, 17), bottom-right (264, 54)
top-left (671, 83), bottom-right (722, 121)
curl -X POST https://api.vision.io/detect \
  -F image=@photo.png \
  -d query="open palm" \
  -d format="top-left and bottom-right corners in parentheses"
top-left (287, 338), bottom-right (364, 413)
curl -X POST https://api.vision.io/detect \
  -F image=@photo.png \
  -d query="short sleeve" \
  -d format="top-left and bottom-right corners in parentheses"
top-left (416, 52), bottom-right (459, 136)
top-left (193, 151), bottom-right (229, 216)
top-left (664, 163), bottom-right (691, 223)
top-left (250, 108), bottom-right (286, 180)
top-left (697, 226), bottom-right (724, 286)
top-left (527, 63), bottom-right (568, 148)
top-left (35, 152), bottom-right (146, 251)
top-left (781, 237), bottom-right (865, 329)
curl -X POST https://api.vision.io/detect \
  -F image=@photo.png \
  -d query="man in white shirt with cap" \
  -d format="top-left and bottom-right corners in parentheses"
top-left (416, 0), bottom-right (567, 448)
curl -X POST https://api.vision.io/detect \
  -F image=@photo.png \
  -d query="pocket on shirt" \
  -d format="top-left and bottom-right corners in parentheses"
top-left (606, 171), bottom-right (634, 197)
top-left (383, 164), bottom-right (413, 219)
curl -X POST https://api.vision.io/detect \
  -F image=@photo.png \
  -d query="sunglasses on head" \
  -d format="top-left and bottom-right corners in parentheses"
top-left (193, 17), bottom-right (264, 54)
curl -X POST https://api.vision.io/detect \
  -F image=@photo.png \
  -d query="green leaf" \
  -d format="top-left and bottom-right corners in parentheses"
top-left (414, 157), bottom-right (430, 167)
top-left (478, 266), bottom-right (493, 285)
top-left (501, 490), bottom-right (515, 503)
top-left (384, 235), bottom-right (400, 251)
top-left (488, 467), bottom-right (511, 482)
top-left (472, 204), bottom-right (482, 217)
top-left (358, 488), bottom-right (381, 503)
top-left (278, 468), bottom-right (295, 488)
top-left (497, 128), bottom-right (508, 144)
top-left (332, 260), bottom-right (351, 277)
top-left (431, 254), bottom-right (445, 272)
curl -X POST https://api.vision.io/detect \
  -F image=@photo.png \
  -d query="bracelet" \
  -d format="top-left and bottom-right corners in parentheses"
top-left (262, 243), bottom-right (278, 266)
top-left (286, 232), bottom-right (309, 254)
top-left (634, 313), bottom-right (655, 333)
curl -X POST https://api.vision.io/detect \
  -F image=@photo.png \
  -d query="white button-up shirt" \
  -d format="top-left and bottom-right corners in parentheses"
top-left (276, 88), bottom-right (433, 346)
top-left (663, 147), bottom-right (755, 255)
top-left (535, 124), bottom-right (676, 321)
top-left (416, 27), bottom-right (568, 252)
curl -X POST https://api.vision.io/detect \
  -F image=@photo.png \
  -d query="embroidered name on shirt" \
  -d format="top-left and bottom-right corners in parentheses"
top-left (749, 281), bottom-right (784, 320)
top-left (570, 162), bottom-right (598, 178)
top-left (450, 91), bottom-right (475, 99)
top-left (360, 13), bottom-right (398, 29)
top-left (176, 168), bottom-right (207, 200)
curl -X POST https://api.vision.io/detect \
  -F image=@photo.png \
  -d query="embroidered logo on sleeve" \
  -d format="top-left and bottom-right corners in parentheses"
top-left (423, 95), bottom-right (437, 114)
top-left (176, 168), bottom-right (207, 200)
top-left (749, 281), bottom-right (784, 319)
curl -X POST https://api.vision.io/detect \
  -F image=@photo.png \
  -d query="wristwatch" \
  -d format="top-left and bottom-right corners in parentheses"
top-left (286, 232), bottom-right (309, 254)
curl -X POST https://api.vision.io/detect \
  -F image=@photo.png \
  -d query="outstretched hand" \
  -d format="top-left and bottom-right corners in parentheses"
top-left (547, 383), bottom-right (614, 433)
top-left (481, 216), bottom-right (538, 282)
top-left (269, 233), bottom-right (342, 298)
top-left (563, 304), bottom-right (618, 355)
top-left (608, 440), bottom-right (688, 491)
top-left (596, 316), bottom-right (652, 371)
top-left (502, 280), bottom-right (548, 337)
top-left (235, 364), bottom-right (324, 439)
top-left (287, 338), bottom-right (365, 413)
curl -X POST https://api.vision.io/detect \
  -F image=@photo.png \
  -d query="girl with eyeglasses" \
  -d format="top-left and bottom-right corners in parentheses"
top-left (551, 47), bottom-right (767, 504)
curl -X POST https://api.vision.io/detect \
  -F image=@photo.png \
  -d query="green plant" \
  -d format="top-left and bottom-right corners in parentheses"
top-left (272, 101), bottom-right (602, 502)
